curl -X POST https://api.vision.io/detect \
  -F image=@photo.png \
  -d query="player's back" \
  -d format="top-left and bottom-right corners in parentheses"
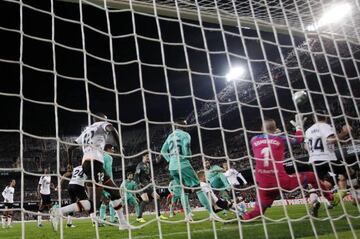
top-left (69, 165), bottom-right (86, 187)
top-left (39, 175), bottom-right (51, 195)
top-left (251, 134), bottom-right (286, 176)
top-left (76, 121), bottom-right (110, 162)
top-left (305, 122), bottom-right (336, 162)
top-left (162, 129), bottom-right (192, 170)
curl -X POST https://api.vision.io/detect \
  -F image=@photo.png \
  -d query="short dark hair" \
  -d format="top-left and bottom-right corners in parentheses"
top-left (322, 174), bottom-right (335, 187)
top-left (93, 112), bottom-right (107, 123)
top-left (104, 144), bottom-right (113, 151)
top-left (175, 117), bottom-right (187, 126)
top-left (314, 109), bottom-right (328, 122)
top-left (126, 172), bottom-right (133, 177)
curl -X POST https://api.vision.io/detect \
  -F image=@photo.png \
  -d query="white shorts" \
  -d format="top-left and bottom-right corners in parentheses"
top-left (82, 151), bottom-right (104, 164)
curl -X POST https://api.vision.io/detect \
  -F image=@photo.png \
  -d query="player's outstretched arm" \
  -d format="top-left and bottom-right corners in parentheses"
top-left (105, 124), bottom-right (121, 151)
top-left (288, 114), bottom-right (307, 144)
top-left (327, 125), bottom-right (352, 144)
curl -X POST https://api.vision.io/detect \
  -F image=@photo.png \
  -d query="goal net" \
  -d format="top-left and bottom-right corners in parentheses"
top-left (0, 0), bottom-right (360, 238)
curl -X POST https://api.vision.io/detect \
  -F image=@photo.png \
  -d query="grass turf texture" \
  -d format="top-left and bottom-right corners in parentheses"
top-left (1, 203), bottom-right (359, 239)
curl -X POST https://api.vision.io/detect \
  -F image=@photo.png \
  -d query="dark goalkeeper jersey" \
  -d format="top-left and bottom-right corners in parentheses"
top-left (134, 161), bottom-right (151, 186)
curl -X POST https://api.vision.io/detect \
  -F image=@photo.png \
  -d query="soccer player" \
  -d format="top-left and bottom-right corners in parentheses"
top-left (37, 168), bottom-right (54, 227)
top-left (120, 172), bottom-right (141, 220)
top-left (198, 170), bottom-right (232, 215)
top-left (99, 144), bottom-right (117, 224)
top-left (58, 164), bottom-right (87, 227)
top-left (1, 179), bottom-right (15, 229)
top-left (51, 113), bottom-right (130, 231)
top-left (160, 119), bottom-right (215, 220)
top-left (305, 110), bottom-right (352, 208)
top-left (168, 179), bottom-right (191, 218)
top-left (134, 153), bottom-right (168, 222)
top-left (243, 116), bottom-right (332, 220)
top-left (223, 163), bottom-right (248, 187)
top-left (205, 161), bottom-right (231, 215)
top-left (205, 161), bottom-right (231, 191)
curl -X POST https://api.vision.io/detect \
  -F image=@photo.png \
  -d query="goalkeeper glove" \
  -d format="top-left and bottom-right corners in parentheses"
top-left (290, 114), bottom-right (307, 130)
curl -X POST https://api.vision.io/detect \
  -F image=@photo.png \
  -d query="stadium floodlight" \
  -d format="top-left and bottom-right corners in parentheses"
top-left (306, 2), bottom-right (351, 31)
top-left (226, 66), bottom-right (245, 82)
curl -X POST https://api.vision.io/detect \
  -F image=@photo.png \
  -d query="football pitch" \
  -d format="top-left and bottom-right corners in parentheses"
top-left (1, 203), bottom-right (360, 239)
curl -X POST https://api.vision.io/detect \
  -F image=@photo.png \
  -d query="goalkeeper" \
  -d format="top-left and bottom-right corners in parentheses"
top-left (99, 144), bottom-right (117, 223)
top-left (120, 172), bottom-right (141, 220)
top-left (160, 119), bottom-right (215, 220)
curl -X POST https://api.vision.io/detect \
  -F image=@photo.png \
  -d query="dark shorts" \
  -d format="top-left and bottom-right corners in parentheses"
top-left (41, 194), bottom-right (51, 205)
top-left (68, 184), bottom-right (88, 203)
top-left (82, 160), bottom-right (120, 207)
top-left (312, 160), bottom-right (347, 179)
top-left (138, 186), bottom-right (158, 201)
top-left (4, 203), bottom-right (13, 209)
top-left (82, 160), bottom-right (110, 184)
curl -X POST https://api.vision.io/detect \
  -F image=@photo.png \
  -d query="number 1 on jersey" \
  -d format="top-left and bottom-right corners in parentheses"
top-left (261, 147), bottom-right (271, 167)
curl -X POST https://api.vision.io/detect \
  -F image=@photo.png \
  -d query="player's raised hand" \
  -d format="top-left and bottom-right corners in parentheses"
top-left (290, 114), bottom-right (307, 130)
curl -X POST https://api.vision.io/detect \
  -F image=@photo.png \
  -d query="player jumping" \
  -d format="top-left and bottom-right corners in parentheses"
top-left (50, 113), bottom-right (130, 231)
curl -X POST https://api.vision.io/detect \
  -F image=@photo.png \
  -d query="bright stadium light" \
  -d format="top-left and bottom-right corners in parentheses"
top-left (226, 66), bottom-right (245, 82)
top-left (307, 3), bottom-right (351, 31)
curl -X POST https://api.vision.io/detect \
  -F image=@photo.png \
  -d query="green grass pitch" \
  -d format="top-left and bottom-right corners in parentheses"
top-left (1, 203), bottom-right (360, 239)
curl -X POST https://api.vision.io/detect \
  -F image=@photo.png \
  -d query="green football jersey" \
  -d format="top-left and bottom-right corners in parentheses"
top-left (161, 129), bottom-right (192, 171)
top-left (206, 165), bottom-right (223, 183)
top-left (103, 153), bottom-right (113, 179)
top-left (168, 180), bottom-right (182, 197)
top-left (121, 179), bottom-right (137, 197)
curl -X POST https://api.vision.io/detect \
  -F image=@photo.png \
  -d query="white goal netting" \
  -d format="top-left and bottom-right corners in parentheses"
top-left (0, 0), bottom-right (360, 239)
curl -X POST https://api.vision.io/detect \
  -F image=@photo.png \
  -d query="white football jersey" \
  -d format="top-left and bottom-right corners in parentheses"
top-left (2, 186), bottom-right (15, 203)
top-left (305, 122), bottom-right (337, 162)
top-left (39, 175), bottom-right (51, 195)
top-left (200, 182), bottom-right (218, 202)
top-left (75, 121), bottom-right (111, 163)
top-left (224, 168), bottom-right (240, 186)
top-left (69, 165), bottom-right (87, 187)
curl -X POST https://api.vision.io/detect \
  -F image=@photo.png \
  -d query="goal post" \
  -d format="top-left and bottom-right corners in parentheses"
top-left (59, 0), bottom-right (360, 41)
